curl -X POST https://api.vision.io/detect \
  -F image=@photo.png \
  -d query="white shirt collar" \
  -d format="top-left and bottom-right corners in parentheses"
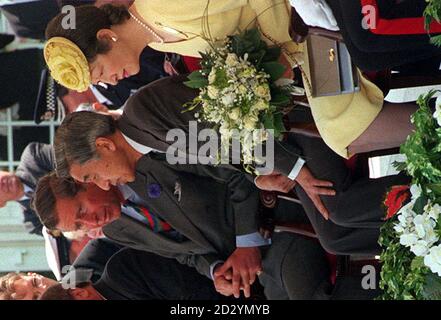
top-left (121, 132), bottom-right (160, 155)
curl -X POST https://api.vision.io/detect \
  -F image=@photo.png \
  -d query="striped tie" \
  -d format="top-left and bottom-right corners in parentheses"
top-left (123, 200), bottom-right (172, 233)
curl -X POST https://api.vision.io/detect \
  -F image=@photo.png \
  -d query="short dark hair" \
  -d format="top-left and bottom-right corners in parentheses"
top-left (39, 283), bottom-right (73, 300)
top-left (32, 172), bottom-right (81, 231)
top-left (45, 4), bottom-right (130, 62)
top-left (39, 282), bottom-right (91, 300)
top-left (54, 111), bottom-right (116, 177)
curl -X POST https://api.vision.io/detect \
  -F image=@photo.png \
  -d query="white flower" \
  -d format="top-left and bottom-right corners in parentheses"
top-left (425, 227), bottom-right (439, 245)
top-left (411, 240), bottom-right (429, 257)
top-left (221, 93), bottom-right (235, 106)
top-left (240, 68), bottom-right (254, 78)
top-left (208, 69), bottom-right (217, 84)
top-left (424, 245), bottom-right (441, 276)
top-left (244, 114), bottom-right (259, 130)
top-left (410, 184), bottom-right (422, 200)
top-left (225, 53), bottom-right (239, 67)
top-left (434, 104), bottom-right (441, 127)
top-left (429, 204), bottom-right (441, 220)
top-left (229, 108), bottom-right (240, 121)
top-left (252, 128), bottom-right (268, 145)
top-left (400, 233), bottom-right (419, 247)
top-left (254, 99), bottom-right (269, 111)
top-left (394, 224), bottom-right (405, 233)
top-left (207, 86), bottom-right (219, 99)
top-left (255, 84), bottom-right (270, 99)
top-left (237, 84), bottom-right (247, 95)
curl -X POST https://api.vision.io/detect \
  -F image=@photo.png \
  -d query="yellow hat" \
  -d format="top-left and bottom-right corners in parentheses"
top-left (44, 37), bottom-right (91, 92)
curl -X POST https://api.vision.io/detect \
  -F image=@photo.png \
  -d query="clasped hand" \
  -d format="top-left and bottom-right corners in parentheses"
top-left (255, 167), bottom-right (336, 220)
top-left (213, 247), bottom-right (262, 299)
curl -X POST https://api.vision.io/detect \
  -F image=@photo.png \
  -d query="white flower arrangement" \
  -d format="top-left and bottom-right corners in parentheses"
top-left (394, 185), bottom-right (440, 263)
top-left (379, 91), bottom-right (441, 300)
top-left (184, 29), bottom-right (297, 172)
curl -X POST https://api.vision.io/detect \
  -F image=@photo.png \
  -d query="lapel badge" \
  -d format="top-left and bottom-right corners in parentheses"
top-left (174, 181), bottom-right (182, 202)
top-left (147, 183), bottom-right (162, 199)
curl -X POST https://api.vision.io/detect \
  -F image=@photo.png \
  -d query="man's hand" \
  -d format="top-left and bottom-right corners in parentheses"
top-left (213, 269), bottom-right (235, 297)
top-left (295, 166), bottom-right (335, 220)
top-left (214, 247), bottom-right (262, 298)
top-left (255, 173), bottom-right (297, 193)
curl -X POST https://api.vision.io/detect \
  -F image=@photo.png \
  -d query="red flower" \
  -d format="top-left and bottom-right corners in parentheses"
top-left (384, 185), bottom-right (411, 220)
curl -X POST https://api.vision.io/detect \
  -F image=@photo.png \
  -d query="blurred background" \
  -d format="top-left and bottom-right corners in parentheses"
top-left (0, 9), bottom-right (56, 276)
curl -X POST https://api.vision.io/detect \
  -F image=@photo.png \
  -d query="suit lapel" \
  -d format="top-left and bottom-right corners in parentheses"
top-left (104, 215), bottom-right (206, 254)
top-left (129, 156), bottom-right (214, 251)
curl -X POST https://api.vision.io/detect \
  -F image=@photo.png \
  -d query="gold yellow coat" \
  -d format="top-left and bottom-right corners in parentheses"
top-left (134, 0), bottom-right (384, 158)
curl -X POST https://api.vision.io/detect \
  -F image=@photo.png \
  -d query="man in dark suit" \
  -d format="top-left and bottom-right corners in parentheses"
top-left (51, 76), bottom-right (410, 255)
top-left (43, 246), bottom-right (224, 300)
top-left (0, 142), bottom-right (54, 235)
top-left (55, 75), bottom-right (335, 220)
top-left (34, 168), bottom-right (334, 300)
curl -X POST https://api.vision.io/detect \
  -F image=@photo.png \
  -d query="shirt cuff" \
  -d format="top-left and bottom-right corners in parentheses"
top-left (287, 158), bottom-right (306, 181)
top-left (209, 260), bottom-right (224, 280)
top-left (236, 232), bottom-right (271, 248)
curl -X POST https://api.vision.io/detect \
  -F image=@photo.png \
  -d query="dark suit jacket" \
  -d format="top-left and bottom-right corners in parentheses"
top-left (103, 152), bottom-right (260, 279)
top-left (69, 238), bottom-right (124, 284)
top-left (118, 75), bottom-right (301, 176)
top-left (93, 247), bottom-right (222, 300)
top-left (15, 142), bottom-right (55, 235)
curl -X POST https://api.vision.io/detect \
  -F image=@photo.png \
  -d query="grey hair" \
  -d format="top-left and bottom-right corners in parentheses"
top-left (54, 111), bottom-right (116, 177)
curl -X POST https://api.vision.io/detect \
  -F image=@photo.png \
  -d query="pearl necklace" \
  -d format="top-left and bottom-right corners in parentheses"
top-left (129, 11), bottom-right (164, 44)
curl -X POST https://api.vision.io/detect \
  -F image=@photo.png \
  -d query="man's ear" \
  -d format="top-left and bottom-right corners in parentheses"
top-left (96, 29), bottom-right (118, 43)
top-left (95, 137), bottom-right (117, 152)
top-left (70, 288), bottom-right (90, 300)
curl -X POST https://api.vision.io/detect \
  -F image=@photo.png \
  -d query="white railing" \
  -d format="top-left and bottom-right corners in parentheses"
top-left (0, 108), bottom-right (60, 172)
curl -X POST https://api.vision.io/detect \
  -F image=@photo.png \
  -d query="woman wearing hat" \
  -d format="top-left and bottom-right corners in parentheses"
top-left (43, 1), bottom-right (416, 158)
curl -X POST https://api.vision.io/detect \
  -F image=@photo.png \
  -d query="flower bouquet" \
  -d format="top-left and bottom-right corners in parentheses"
top-left (379, 91), bottom-right (441, 299)
top-left (184, 28), bottom-right (299, 173)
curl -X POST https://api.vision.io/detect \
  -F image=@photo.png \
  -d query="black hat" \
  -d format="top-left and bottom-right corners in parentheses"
top-left (33, 69), bottom-right (64, 124)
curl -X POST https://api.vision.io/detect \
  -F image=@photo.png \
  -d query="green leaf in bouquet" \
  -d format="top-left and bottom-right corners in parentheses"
top-left (393, 161), bottom-right (407, 172)
top-left (248, 49), bottom-right (266, 67)
top-left (411, 256), bottom-right (425, 271)
top-left (230, 35), bottom-right (255, 57)
top-left (262, 113), bottom-right (275, 130)
top-left (244, 28), bottom-right (261, 46)
top-left (427, 183), bottom-right (441, 196)
top-left (273, 113), bottom-right (285, 138)
top-left (187, 71), bottom-right (206, 82)
top-left (413, 195), bottom-right (428, 215)
top-left (262, 47), bottom-right (282, 63)
top-left (214, 68), bottom-right (229, 88)
top-left (430, 35), bottom-right (441, 47)
top-left (184, 78), bottom-right (209, 89)
top-left (185, 71), bottom-right (208, 89)
top-left (262, 61), bottom-right (286, 82)
top-left (422, 272), bottom-right (441, 300)
top-left (270, 92), bottom-right (291, 107)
